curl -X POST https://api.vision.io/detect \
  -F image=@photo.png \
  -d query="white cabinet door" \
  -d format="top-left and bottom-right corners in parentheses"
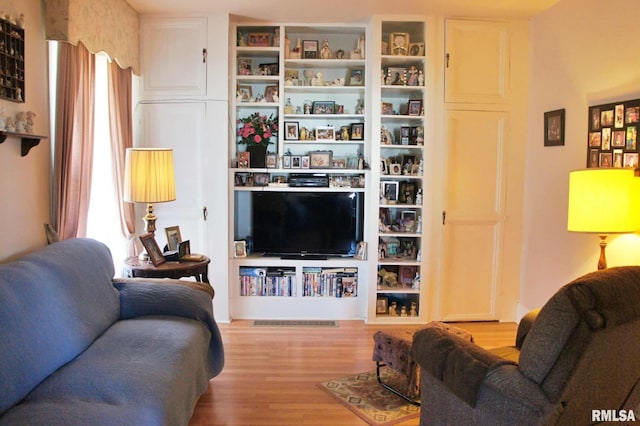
top-left (439, 110), bottom-right (508, 321)
top-left (137, 102), bottom-right (207, 253)
top-left (140, 17), bottom-right (207, 99)
top-left (444, 19), bottom-right (509, 104)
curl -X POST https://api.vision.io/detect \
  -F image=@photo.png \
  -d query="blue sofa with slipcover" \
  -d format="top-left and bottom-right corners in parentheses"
top-left (0, 238), bottom-right (224, 425)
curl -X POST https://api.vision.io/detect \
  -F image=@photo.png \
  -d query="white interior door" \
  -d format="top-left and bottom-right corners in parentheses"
top-left (439, 109), bottom-right (508, 321)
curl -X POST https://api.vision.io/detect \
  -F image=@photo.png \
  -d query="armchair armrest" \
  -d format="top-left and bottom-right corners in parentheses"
top-left (113, 277), bottom-right (214, 299)
top-left (412, 326), bottom-right (516, 407)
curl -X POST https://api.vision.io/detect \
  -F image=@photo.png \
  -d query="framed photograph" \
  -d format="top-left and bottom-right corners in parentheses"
top-left (309, 151), bottom-right (333, 169)
top-left (355, 241), bottom-right (367, 260)
top-left (291, 155), bottom-right (302, 168)
top-left (400, 126), bottom-right (411, 145)
top-left (599, 152), bottom-right (612, 168)
top-left (264, 85), bottom-right (278, 102)
top-left (315, 126), bottom-right (335, 141)
top-left (301, 155), bottom-right (310, 168)
top-left (283, 154), bottom-right (291, 168)
top-left (387, 67), bottom-right (406, 85)
top-left (400, 181), bottom-right (417, 204)
top-left (381, 102), bottom-right (394, 115)
top-left (402, 154), bottom-right (417, 174)
top-left (332, 158), bottom-right (347, 169)
top-left (165, 226), bottom-right (182, 252)
top-left (544, 109), bottom-right (565, 147)
top-left (254, 173), bottom-right (270, 186)
top-left (238, 151), bottom-right (250, 168)
top-left (390, 32), bottom-right (410, 55)
top-left (237, 85), bottom-right (252, 102)
top-left (266, 153), bottom-right (277, 168)
top-left (258, 63), bottom-right (279, 76)
top-left (284, 69), bottom-right (299, 83)
top-left (302, 40), bottom-right (318, 59)
top-left (407, 99), bottom-right (423, 116)
top-left (408, 42), bottom-right (425, 56)
top-left (380, 159), bottom-right (388, 175)
top-left (234, 240), bottom-right (247, 258)
top-left (178, 240), bottom-right (191, 259)
top-left (284, 121), bottom-right (299, 140)
top-left (237, 57), bottom-right (252, 75)
top-left (376, 297), bottom-right (389, 314)
top-left (399, 266), bottom-right (416, 286)
top-left (350, 123), bottom-right (364, 140)
top-left (381, 181), bottom-right (399, 202)
top-left (247, 33), bottom-right (272, 47)
top-left (346, 67), bottom-right (364, 86)
top-left (389, 163), bottom-right (402, 175)
top-left (139, 233), bottom-right (165, 266)
top-left (312, 101), bottom-right (335, 114)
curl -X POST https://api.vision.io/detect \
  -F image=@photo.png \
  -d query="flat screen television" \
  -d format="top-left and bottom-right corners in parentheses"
top-left (251, 191), bottom-right (364, 259)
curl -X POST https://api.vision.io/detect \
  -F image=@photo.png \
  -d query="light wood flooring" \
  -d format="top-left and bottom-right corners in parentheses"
top-left (188, 320), bottom-right (518, 426)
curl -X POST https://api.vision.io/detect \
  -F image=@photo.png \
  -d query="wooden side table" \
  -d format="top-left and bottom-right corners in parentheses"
top-left (122, 256), bottom-right (211, 286)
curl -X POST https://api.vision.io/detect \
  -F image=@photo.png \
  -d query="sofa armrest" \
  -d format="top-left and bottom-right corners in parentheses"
top-left (412, 326), bottom-right (516, 407)
top-left (113, 279), bottom-right (224, 376)
top-left (113, 277), bottom-right (214, 299)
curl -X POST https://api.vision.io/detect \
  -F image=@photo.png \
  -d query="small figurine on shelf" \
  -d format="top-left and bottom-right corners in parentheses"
top-left (15, 112), bottom-right (25, 132)
top-left (407, 65), bottom-right (419, 86)
top-left (418, 70), bottom-right (425, 86)
top-left (5, 116), bottom-right (15, 132)
top-left (319, 39), bottom-right (332, 59)
top-left (410, 301), bottom-right (418, 317)
top-left (16, 14), bottom-right (25, 29)
top-left (15, 87), bottom-right (22, 102)
top-left (389, 301), bottom-right (398, 316)
top-left (400, 305), bottom-right (408, 317)
top-left (284, 34), bottom-right (291, 59)
top-left (273, 28), bottom-right (280, 47)
top-left (412, 273), bottom-right (421, 290)
top-left (415, 188), bottom-right (423, 205)
top-left (0, 107), bottom-right (6, 130)
top-left (26, 110), bottom-right (37, 133)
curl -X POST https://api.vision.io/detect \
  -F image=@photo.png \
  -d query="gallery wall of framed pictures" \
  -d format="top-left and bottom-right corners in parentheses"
top-left (587, 98), bottom-right (639, 168)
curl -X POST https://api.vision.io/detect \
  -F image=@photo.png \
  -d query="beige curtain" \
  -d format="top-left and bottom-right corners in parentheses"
top-left (107, 61), bottom-right (137, 257)
top-left (52, 41), bottom-right (96, 239)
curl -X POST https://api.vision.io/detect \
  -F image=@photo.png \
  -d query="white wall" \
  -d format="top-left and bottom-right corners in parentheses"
top-left (0, 0), bottom-right (50, 262)
top-left (520, 0), bottom-right (640, 313)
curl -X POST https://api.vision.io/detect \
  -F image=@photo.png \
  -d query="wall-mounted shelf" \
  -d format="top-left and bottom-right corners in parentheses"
top-left (0, 131), bottom-right (47, 156)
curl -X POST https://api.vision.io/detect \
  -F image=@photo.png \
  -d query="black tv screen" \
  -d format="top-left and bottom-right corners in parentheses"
top-left (251, 191), bottom-right (364, 258)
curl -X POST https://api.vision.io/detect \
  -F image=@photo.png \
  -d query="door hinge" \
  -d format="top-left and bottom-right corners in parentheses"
top-left (442, 211), bottom-right (446, 225)
top-left (445, 53), bottom-right (450, 68)
top-left (203, 206), bottom-right (208, 221)
top-left (202, 48), bottom-right (207, 63)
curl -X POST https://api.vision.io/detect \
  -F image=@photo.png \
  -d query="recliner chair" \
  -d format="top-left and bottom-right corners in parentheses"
top-left (411, 266), bottom-right (640, 425)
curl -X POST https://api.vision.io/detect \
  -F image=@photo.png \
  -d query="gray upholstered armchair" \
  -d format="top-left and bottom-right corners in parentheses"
top-left (411, 266), bottom-right (640, 425)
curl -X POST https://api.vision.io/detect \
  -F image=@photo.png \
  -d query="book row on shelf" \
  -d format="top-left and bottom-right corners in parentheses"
top-left (303, 267), bottom-right (357, 298)
top-left (239, 267), bottom-right (296, 297)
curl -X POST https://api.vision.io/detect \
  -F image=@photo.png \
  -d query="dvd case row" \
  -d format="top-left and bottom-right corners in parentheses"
top-left (303, 267), bottom-right (357, 298)
top-left (239, 267), bottom-right (296, 297)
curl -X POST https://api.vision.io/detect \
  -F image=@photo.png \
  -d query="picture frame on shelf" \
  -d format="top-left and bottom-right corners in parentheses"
top-left (247, 33), bottom-right (272, 47)
top-left (350, 123), bottom-right (364, 140)
top-left (409, 42), bottom-right (425, 56)
top-left (381, 181), bottom-right (399, 202)
top-left (301, 155), bottom-right (310, 168)
top-left (309, 150), bottom-right (333, 169)
top-left (390, 32), bottom-right (410, 55)
top-left (178, 240), bottom-right (191, 259)
top-left (254, 173), bottom-right (270, 186)
top-left (165, 226), bottom-right (182, 252)
top-left (376, 297), bottom-right (388, 314)
top-left (332, 158), bottom-right (347, 169)
top-left (400, 181), bottom-right (417, 204)
top-left (407, 99), bottom-right (422, 116)
top-left (400, 126), bottom-right (411, 145)
top-left (399, 266), bottom-right (416, 286)
top-left (381, 102), bottom-right (394, 115)
top-left (544, 108), bottom-right (565, 147)
top-left (237, 57), bottom-right (252, 76)
top-left (266, 153), bottom-right (277, 168)
top-left (283, 154), bottom-right (291, 168)
top-left (264, 85), bottom-right (278, 102)
top-left (401, 154), bottom-right (417, 174)
top-left (302, 40), bottom-right (318, 59)
top-left (401, 210), bottom-right (417, 222)
top-left (380, 159), bottom-right (388, 175)
top-left (387, 67), bottom-right (407, 85)
top-left (284, 121), bottom-right (299, 140)
top-left (258, 63), bottom-right (279, 76)
top-left (312, 101), bottom-right (335, 114)
top-left (284, 69), bottom-right (299, 84)
top-left (233, 240), bottom-right (247, 258)
top-left (389, 163), bottom-right (402, 175)
top-left (237, 85), bottom-right (252, 102)
top-left (238, 151), bottom-right (250, 168)
top-left (139, 233), bottom-right (166, 266)
top-left (346, 67), bottom-right (364, 86)
top-left (315, 126), bottom-right (336, 141)
top-left (291, 155), bottom-right (302, 168)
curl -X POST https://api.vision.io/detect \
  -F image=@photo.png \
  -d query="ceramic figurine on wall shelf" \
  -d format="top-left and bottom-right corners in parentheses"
top-left (15, 111), bottom-right (25, 132)
top-left (25, 111), bottom-right (35, 133)
top-left (5, 116), bottom-right (15, 132)
top-left (319, 39), bottom-right (331, 59)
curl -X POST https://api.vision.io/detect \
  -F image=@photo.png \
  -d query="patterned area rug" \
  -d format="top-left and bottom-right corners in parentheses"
top-left (318, 369), bottom-right (420, 425)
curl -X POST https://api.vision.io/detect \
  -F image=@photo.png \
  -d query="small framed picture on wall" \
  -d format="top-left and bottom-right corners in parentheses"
top-left (544, 109), bottom-right (565, 147)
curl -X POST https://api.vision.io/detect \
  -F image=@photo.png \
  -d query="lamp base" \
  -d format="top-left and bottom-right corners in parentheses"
top-left (139, 202), bottom-right (157, 262)
top-left (597, 234), bottom-right (607, 270)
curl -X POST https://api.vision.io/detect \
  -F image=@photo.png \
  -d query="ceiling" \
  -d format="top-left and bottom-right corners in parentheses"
top-left (125, 0), bottom-right (560, 21)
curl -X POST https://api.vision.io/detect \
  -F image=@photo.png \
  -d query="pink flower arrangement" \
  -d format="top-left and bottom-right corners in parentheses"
top-left (237, 112), bottom-right (278, 147)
